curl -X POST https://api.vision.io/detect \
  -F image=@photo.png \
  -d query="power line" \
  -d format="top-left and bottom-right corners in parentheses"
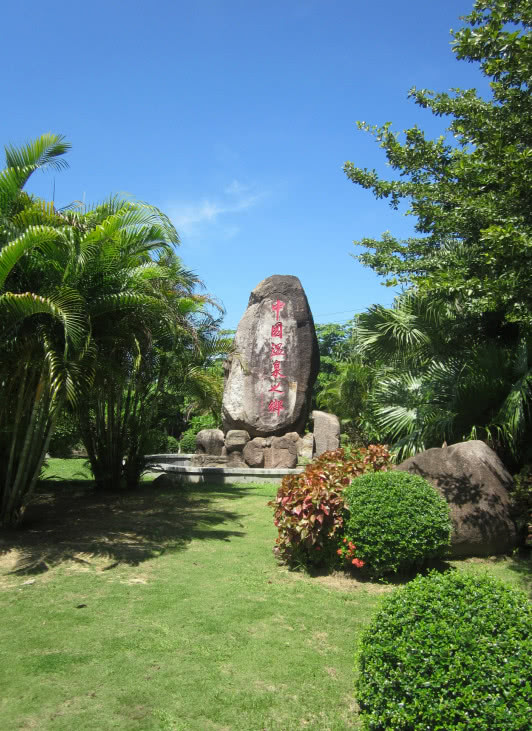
top-left (313, 308), bottom-right (366, 317)
top-left (314, 318), bottom-right (358, 325)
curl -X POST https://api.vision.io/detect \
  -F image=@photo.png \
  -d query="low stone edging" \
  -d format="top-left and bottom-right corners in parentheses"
top-left (147, 462), bottom-right (304, 484)
top-left (146, 453), bottom-right (194, 466)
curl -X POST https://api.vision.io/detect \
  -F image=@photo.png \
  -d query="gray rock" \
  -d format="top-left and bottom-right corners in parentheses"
top-left (222, 275), bottom-right (319, 437)
top-left (298, 432), bottom-right (314, 461)
top-left (312, 411), bottom-right (340, 456)
top-left (225, 429), bottom-right (250, 452)
top-left (195, 429), bottom-right (225, 456)
top-left (265, 433), bottom-right (299, 468)
top-left (397, 440), bottom-right (517, 557)
top-left (226, 450), bottom-right (247, 468)
top-left (243, 437), bottom-right (269, 467)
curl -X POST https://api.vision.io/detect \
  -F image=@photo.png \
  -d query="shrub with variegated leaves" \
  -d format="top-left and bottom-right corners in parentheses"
top-left (269, 446), bottom-right (390, 569)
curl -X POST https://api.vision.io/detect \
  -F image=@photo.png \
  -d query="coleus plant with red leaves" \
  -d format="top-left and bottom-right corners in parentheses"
top-left (269, 445), bottom-right (391, 569)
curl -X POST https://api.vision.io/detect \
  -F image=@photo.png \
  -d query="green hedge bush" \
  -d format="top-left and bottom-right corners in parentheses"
top-left (343, 471), bottom-right (451, 578)
top-left (356, 571), bottom-right (532, 730)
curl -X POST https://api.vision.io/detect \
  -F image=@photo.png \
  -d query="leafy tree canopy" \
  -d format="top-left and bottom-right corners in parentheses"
top-left (345, 0), bottom-right (532, 327)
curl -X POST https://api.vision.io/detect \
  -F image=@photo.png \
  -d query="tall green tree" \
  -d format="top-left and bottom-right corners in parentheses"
top-left (344, 0), bottom-right (532, 462)
top-left (0, 133), bottom-right (225, 522)
top-left (345, 0), bottom-right (532, 328)
top-left (64, 201), bottom-right (221, 490)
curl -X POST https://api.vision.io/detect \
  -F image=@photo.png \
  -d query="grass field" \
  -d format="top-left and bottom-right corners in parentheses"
top-left (0, 459), bottom-right (530, 730)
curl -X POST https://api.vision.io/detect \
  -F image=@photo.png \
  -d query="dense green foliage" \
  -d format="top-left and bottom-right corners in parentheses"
top-left (48, 409), bottom-right (81, 457)
top-left (343, 1), bottom-right (532, 464)
top-left (0, 133), bottom-right (226, 521)
top-left (0, 134), bottom-right (80, 525)
top-left (313, 321), bottom-right (379, 445)
top-left (510, 463), bottom-right (532, 541)
top-left (346, 0), bottom-right (532, 325)
top-left (343, 471), bottom-right (451, 578)
top-left (269, 446), bottom-right (390, 569)
top-left (164, 435), bottom-right (180, 453)
top-left (356, 571), bottom-right (532, 730)
top-left (355, 293), bottom-right (532, 463)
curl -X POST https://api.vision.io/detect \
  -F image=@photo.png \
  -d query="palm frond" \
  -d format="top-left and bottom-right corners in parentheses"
top-left (4, 133), bottom-right (70, 173)
top-left (0, 290), bottom-right (86, 347)
top-left (493, 368), bottom-right (532, 450)
top-left (0, 225), bottom-right (65, 289)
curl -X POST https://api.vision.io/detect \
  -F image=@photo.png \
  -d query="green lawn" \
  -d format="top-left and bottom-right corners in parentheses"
top-left (0, 460), bottom-right (530, 730)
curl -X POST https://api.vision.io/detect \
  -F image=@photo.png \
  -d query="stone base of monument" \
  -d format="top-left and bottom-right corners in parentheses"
top-left (192, 414), bottom-right (341, 471)
top-left (146, 459), bottom-right (304, 485)
top-left (146, 453), bottom-right (195, 467)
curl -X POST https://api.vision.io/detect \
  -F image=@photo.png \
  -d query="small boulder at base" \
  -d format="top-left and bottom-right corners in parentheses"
top-left (222, 275), bottom-right (319, 437)
top-left (397, 440), bottom-right (517, 557)
top-left (265, 433), bottom-right (299, 469)
top-left (312, 411), bottom-right (340, 457)
top-left (298, 432), bottom-right (314, 461)
top-left (226, 451), bottom-right (247, 468)
top-left (195, 429), bottom-right (225, 456)
top-left (225, 430), bottom-right (250, 452)
top-left (243, 437), bottom-right (268, 467)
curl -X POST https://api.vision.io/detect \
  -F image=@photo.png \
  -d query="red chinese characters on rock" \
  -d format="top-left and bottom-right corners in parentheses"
top-left (271, 361), bottom-right (285, 380)
top-left (268, 399), bottom-right (284, 415)
top-left (271, 299), bottom-right (285, 321)
top-left (267, 300), bottom-right (287, 416)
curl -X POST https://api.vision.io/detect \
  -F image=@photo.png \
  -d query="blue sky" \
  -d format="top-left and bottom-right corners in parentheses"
top-left (2, 0), bottom-right (489, 329)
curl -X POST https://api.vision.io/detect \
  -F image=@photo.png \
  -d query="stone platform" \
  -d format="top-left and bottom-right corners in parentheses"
top-left (146, 453), bottom-right (194, 467)
top-left (146, 457), bottom-right (304, 485)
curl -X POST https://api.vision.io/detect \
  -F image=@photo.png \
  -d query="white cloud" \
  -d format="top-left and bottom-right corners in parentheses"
top-left (224, 179), bottom-right (248, 196)
top-left (169, 180), bottom-right (264, 236)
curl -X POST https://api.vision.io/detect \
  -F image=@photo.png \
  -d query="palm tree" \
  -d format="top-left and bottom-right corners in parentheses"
top-left (357, 292), bottom-right (532, 465)
top-left (0, 134), bottom-right (86, 526)
top-left (68, 209), bottom-right (223, 490)
top-left (0, 133), bottom-right (228, 520)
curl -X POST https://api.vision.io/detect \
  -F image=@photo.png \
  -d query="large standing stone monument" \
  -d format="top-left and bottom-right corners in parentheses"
top-left (222, 275), bottom-right (320, 438)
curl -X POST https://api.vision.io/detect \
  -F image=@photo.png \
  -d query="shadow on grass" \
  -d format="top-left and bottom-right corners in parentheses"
top-left (292, 558), bottom-right (456, 587)
top-left (0, 479), bottom-right (255, 575)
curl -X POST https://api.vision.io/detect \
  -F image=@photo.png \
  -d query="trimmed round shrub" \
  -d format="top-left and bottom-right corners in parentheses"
top-left (343, 471), bottom-right (451, 578)
top-left (356, 571), bottom-right (532, 730)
